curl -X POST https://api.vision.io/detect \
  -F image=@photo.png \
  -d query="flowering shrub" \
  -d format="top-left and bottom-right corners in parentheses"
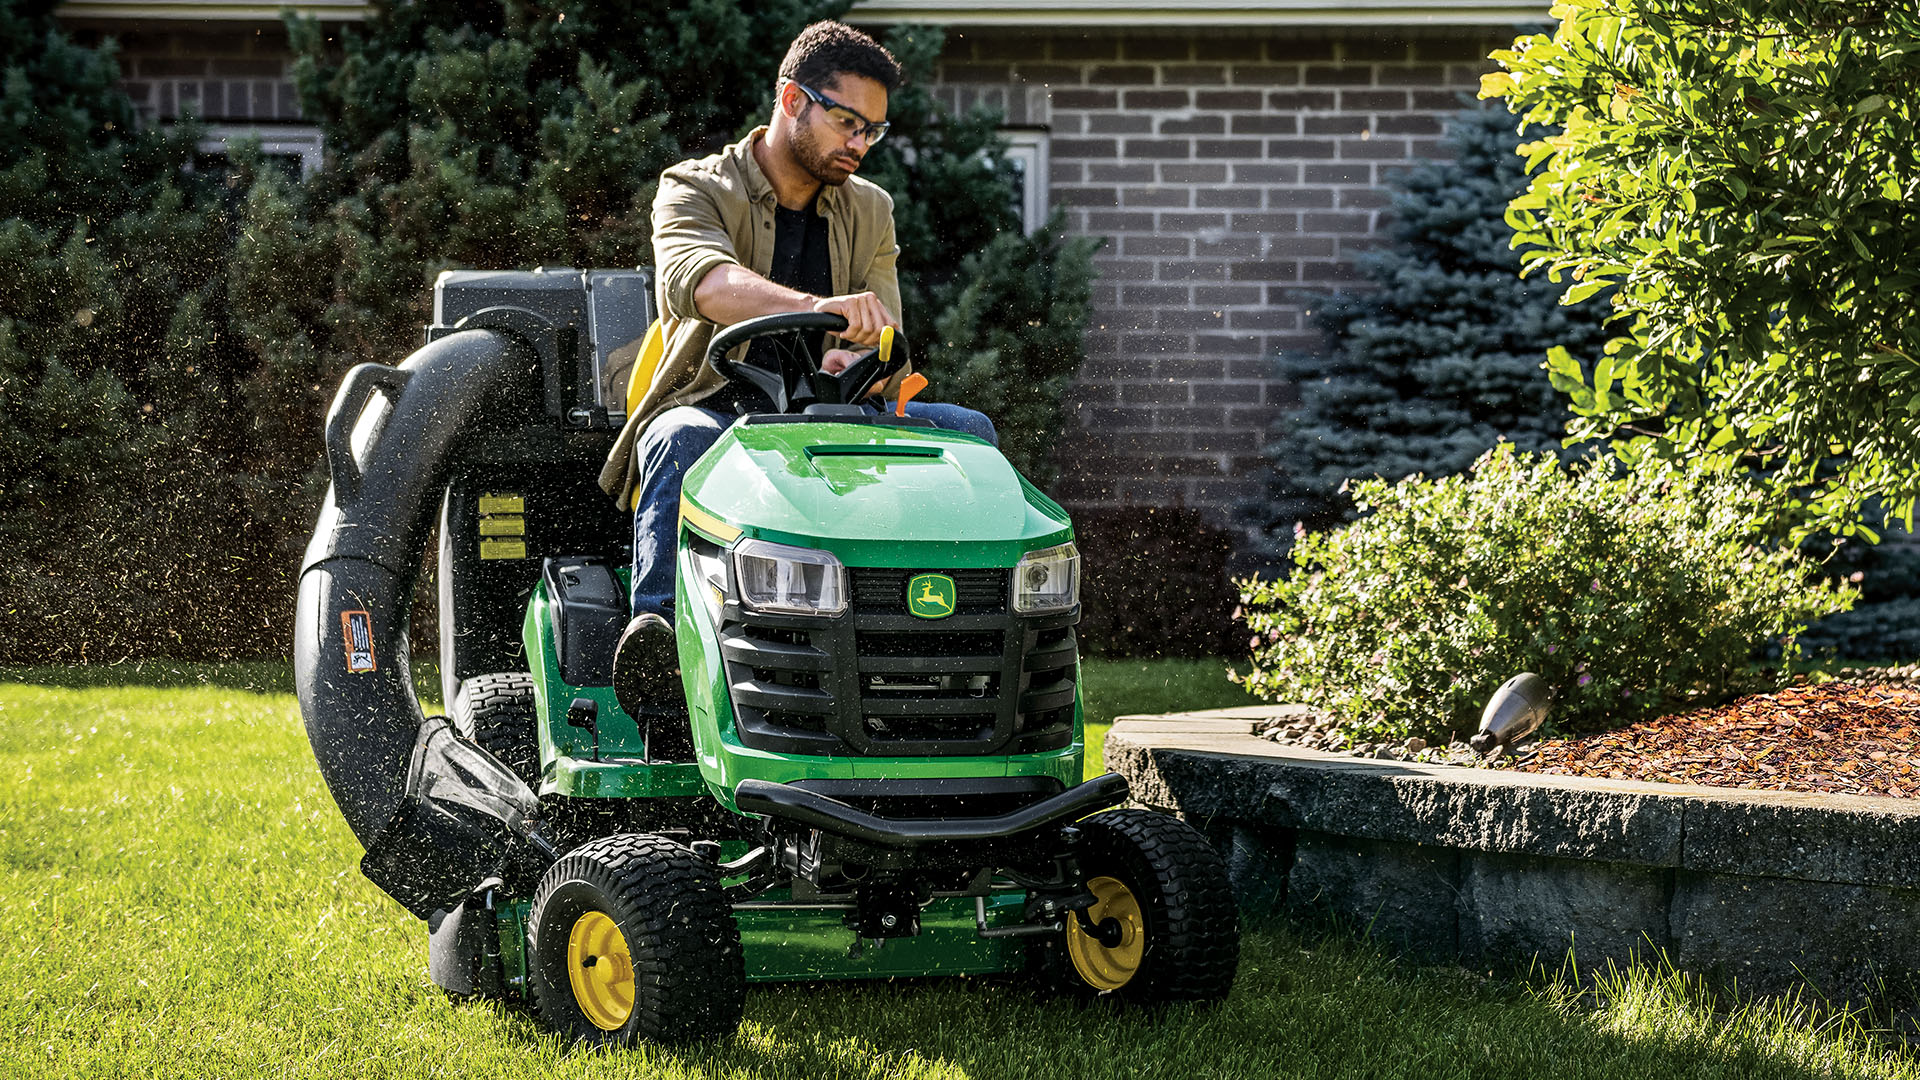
top-left (1235, 446), bottom-right (1855, 744)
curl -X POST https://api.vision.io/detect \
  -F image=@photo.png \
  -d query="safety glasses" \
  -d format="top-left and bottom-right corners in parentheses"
top-left (788, 80), bottom-right (891, 146)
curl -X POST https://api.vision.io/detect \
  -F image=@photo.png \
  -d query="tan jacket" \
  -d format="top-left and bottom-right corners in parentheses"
top-left (597, 126), bottom-right (905, 509)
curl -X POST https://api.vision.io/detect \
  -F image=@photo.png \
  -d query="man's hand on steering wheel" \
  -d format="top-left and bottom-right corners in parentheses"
top-left (706, 310), bottom-right (911, 410)
top-left (820, 348), bottom-right (864, 377)
top-left (811, 291), bottom-right (897, 346)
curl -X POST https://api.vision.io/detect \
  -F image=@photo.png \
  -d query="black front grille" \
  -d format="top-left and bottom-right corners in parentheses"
top-left (855, 629), bottom-right (1002, 657)
top-left (720, 565), bottom-right (1077, 757)
top-left (850, 568), bottom-right (1009, 614)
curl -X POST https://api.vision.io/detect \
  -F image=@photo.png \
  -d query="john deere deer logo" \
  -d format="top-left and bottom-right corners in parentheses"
top-left (908, 573), bottom-right (956, 619)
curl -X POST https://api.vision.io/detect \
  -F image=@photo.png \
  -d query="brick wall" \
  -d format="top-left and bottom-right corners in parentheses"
top-left (76, 24), bottom-right (304, 122)
top-left (927, 29), bottom-right (1506, 526)
top-left (68, 17), bottom-right (1508, 537)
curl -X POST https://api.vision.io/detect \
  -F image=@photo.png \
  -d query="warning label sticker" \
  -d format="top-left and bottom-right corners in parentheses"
top-left (341, 610), bottom-right (377, 673)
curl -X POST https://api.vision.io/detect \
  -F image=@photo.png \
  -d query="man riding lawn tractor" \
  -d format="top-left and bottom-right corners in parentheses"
top-left (292, 20), bottom-right (1239, 1046)
top-left (601, 22), bottom-right (997, 719)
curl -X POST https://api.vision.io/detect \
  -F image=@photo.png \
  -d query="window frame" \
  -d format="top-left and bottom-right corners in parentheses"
top-left (999, 128), bottom-right (1050, 235)
top-left (194, 123), bottom-right (324, 177)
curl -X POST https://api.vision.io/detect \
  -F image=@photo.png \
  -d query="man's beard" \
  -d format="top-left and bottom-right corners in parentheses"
top-left (791, 119), bottom-right (861, 186)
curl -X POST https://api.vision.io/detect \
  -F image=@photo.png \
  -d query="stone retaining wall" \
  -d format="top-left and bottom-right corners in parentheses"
top-left (1106, 707), bottom-right (1920, 1000)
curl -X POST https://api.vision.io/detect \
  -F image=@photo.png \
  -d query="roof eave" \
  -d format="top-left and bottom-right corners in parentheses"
top-left (846, 2), bottom-right (1544, 27)
top-left (55, 1), bottom-right (371, 21)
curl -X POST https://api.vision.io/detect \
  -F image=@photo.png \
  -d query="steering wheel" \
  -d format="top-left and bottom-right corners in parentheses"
top-left (705, 311), bottom-right (911, 414)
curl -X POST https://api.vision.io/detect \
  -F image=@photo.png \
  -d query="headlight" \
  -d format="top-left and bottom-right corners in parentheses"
top-left (1013, 542), bottom-right (1079, 614)
top-left (732, 539), bottom-right (847, 617)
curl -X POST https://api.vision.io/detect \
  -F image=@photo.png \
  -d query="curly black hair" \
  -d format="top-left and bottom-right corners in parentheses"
top-left (777, 21), bottom-right (902, 94)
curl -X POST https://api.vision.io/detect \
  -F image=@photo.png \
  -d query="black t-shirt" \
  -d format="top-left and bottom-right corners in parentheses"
top-left (724, 198), bottom-right (831, 410)
top-left (770, 201), bottom-right (832, 299)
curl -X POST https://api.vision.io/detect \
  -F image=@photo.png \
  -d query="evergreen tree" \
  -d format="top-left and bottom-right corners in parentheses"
top-left (237, 1), bottom-right (1097, 489)
top-left (219, 2), bottom-right (1095, 654)
top-left (1238, 104), bottom-right (1920, 660)
top-left (0, 0), bottom-right (274, 661)
top-left (0, 0), bottom-right (1093, 662)
top-left (1244, 106), bottom-right (1613, 558)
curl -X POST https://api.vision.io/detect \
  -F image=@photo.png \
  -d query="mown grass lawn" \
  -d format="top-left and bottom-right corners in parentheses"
top-left (3, 659), bottom-right (1915, 1079)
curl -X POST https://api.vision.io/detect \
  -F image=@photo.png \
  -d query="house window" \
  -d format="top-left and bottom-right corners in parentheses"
top-left (1000, 129), bottom-right (1050, 235)
top-left (194, 124), bottom-right (324, 179)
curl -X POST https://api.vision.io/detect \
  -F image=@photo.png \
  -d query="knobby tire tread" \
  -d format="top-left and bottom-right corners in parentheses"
top-left (527, 833), bottom-right (745, 1044)
top-left (1061, 808), bottom-right (1241, 1004)
top-left (451, 672), bottom-right (541, 789)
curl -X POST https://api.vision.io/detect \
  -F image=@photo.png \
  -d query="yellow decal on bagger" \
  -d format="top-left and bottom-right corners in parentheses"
top-left (478, 492), bottom-right (528, 559)
top-left (479, 539), bottom-right (528, 560)
top-left (679, 499), bottom-right (742, 544)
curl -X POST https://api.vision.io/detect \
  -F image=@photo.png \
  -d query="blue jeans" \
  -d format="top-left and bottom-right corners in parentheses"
top-left (629, 402), bottom-right (998, 617)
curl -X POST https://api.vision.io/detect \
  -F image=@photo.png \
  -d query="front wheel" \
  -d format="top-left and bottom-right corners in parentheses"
top-left (1043, 809), bottom-right (1240, 1004)
top-left (527, 833), bottom-right (744, 1044)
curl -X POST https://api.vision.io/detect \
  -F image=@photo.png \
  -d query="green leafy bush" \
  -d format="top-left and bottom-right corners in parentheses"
top-left (1484, 0), bottom-right (1920, 538)
top-left (1236, 445), bottom-right (1854, 744)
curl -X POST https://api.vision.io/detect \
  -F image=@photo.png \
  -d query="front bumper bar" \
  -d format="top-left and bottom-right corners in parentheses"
top-left (733, 772), bottom-right (1130, 849)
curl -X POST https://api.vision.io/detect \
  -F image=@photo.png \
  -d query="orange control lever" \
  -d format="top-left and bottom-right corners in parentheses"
top-left (894, 373), bottom-right (929, 417)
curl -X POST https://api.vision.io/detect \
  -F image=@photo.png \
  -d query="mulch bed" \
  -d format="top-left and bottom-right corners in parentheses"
top-left (1514, 680), bottom-right (1920, 800)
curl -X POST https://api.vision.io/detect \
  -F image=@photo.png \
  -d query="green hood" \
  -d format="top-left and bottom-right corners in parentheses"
top-left (681, 420), bottom-right (1071, 567)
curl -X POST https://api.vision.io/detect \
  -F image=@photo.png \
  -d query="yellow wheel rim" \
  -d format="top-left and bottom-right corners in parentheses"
top-left (1066, 876), bottom-right (1146, 990)
top-left (566, 910), bottom-right (636, 1031)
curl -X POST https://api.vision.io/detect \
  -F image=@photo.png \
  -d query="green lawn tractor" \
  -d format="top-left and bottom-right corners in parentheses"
top-left (294, 268), bottom-right (1239, 1045)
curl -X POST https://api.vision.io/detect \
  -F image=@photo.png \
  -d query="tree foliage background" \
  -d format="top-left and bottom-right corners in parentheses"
top-left (0, 0), bottom-right (274, 660)
top-left (1243, 106), bottom-right (1613, 560)
top-left (0, 0), bottom-right (1095, 662)
top-left (1484, 0), bottom-right (1920, 539)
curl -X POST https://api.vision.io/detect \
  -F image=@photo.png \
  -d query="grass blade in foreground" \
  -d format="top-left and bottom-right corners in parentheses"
top-left (0, 664), bottom-right (1913, 1078)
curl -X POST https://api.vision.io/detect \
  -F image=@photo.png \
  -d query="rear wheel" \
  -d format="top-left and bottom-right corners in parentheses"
top-left (451, 672), bottom-right (540, 789)
top-left (527, 833), bottom-right (744, 1045)
top-left (1043, 809), bottom-right (1240, 1003)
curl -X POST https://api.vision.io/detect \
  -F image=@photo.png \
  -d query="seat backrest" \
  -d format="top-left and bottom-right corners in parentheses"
top-left (623, 318), bottom-right (667, 417)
